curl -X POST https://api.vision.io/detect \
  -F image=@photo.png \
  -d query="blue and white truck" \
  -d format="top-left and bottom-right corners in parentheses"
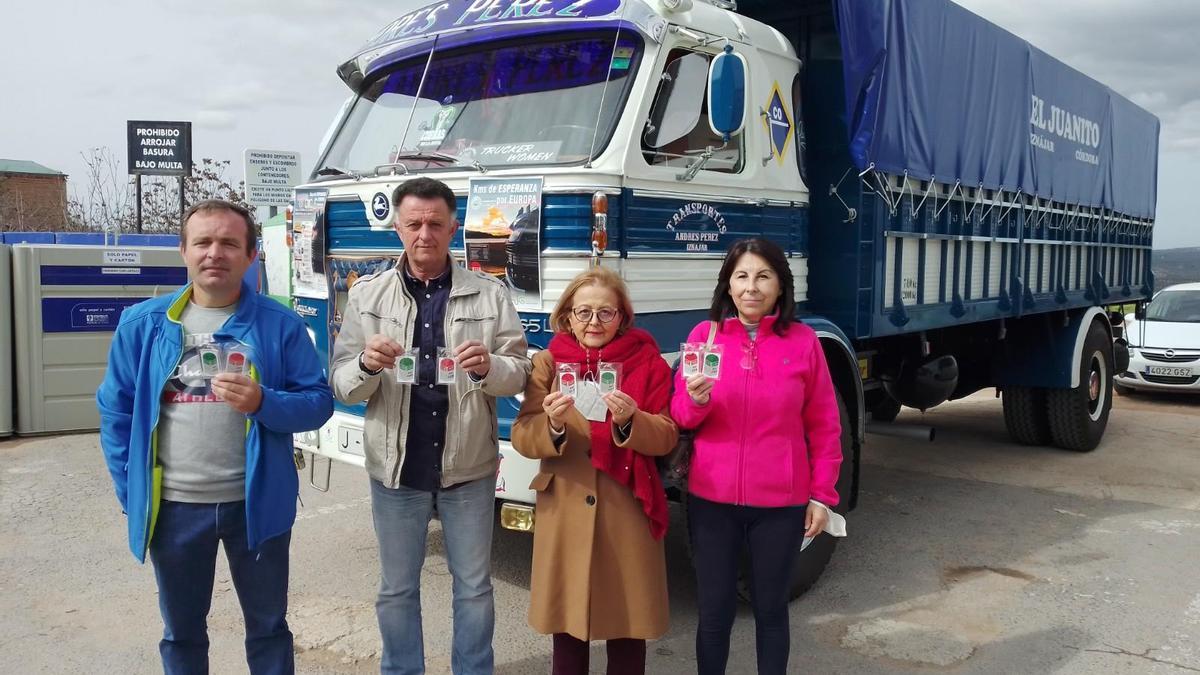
top-left (287, 0), bottom-right (1159, 596)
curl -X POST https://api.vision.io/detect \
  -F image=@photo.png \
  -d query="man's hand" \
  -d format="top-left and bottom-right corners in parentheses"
top-left (212, 373), bottom-right (263, 415)
top-left (362, 334), bottom-right (403, 372)
top-left (454, 340), bottom-right (491, 378)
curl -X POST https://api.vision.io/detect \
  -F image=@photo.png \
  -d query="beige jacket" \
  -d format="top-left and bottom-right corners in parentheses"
top-left (330, 257), bottom-right (531, 488)
top-left (511, 350), bottom-right (678, 640)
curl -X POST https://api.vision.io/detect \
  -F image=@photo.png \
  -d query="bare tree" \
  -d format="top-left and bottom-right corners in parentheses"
top-left (141, 158), bottom-right (249, 232)
top-left (65, 147), bottom-right (136, 233)
top-left (66, 148), bottom-right (250, 235)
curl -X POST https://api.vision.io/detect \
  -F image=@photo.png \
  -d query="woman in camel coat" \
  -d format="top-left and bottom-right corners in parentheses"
top-left (512, 266), bottom-right (678, 675)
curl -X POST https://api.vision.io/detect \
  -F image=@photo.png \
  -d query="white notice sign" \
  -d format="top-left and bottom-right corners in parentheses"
top-left (244, 149), bottom-right (302, 206)
top-left (103, 250), bottom-right (142, 266)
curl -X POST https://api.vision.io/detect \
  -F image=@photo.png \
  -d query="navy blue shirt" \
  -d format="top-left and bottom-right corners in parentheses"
top-left (400, 263), bottom-right (452, 492)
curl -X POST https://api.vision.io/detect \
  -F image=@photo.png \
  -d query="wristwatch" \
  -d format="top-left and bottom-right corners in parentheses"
top-left (358, 351), bottom-right (383, 376)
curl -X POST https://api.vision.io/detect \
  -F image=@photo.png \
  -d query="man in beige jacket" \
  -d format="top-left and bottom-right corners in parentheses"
top-left (330, 177), bottom-right (531, 675)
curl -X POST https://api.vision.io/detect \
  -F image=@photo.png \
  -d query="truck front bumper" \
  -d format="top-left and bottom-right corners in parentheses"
top-left (294, 411), bottom-right (543, 501)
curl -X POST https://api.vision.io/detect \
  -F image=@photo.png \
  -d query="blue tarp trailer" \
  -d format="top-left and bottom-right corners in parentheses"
top-left (834, 0), bottom-right (1159, 219)
top-left (744, 0), bottom-right (1159, 342)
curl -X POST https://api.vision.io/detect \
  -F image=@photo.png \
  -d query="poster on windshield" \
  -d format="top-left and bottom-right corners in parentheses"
top-left (291, 188), bottom-right (328, 299)
top-left (464, 178), bottom-right (542, 309)
top-left (327, 255), bottom-right (396, 358)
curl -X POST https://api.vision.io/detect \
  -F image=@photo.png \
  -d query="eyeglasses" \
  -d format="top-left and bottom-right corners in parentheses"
top-left (572, 307), bottom-right (620, 324)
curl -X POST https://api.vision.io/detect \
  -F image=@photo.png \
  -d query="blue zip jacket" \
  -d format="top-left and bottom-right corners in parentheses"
top-left (97, 281), bottom-right (334, 561)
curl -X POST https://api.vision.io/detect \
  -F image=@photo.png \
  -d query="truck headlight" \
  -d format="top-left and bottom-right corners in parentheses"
top-left (500, 502), bottom-right (535, 531)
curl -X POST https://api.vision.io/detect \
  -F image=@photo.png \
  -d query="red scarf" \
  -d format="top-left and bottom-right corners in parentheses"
top-left (548, 327), bottom-right (670, 540)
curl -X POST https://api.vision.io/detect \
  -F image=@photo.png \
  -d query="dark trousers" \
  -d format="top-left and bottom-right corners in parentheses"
top-left (687, 495), bottom-right (806, 675)
top-left (149, 500), bottom-right (294, 675)
top-left (552, 633), bottom-right (646, 675)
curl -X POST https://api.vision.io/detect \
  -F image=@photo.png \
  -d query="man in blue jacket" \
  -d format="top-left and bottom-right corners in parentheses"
top-left (97, 199), bottom-right (333, 675)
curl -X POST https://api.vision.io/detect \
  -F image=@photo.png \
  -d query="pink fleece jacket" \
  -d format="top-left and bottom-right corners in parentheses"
top-left (670, 315), bottom-right (843, 508)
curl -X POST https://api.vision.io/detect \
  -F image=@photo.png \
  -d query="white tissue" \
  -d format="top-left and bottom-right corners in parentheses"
top-left (800, 499), bottom-right (847, 551)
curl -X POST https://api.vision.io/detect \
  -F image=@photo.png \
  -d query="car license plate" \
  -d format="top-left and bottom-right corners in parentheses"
top-left (1146, 365), bottom-right (1194, 377)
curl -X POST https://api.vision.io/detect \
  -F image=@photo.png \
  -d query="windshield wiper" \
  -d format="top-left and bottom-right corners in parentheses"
top-left (394, 150), bottom-right (458, 164)
top-left (376, 150), bottom-right (488, 175)
top-left (314, 165), bottom-right (362, 181)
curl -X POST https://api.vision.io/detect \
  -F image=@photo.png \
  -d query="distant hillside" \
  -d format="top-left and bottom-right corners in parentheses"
top-left (1154, 247), bottom-right (1200, 290)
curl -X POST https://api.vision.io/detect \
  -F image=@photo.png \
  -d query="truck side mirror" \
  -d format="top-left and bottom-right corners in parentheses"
top-left (707, 44), bottom-right (747, 141)
top-left (1134, 301), bottom-right (1146, 321)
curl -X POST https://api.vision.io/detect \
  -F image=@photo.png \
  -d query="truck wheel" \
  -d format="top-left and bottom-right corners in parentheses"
top-left (735, 389), bottom-right (853, 602)
top-left (1047, 322), bottom-right (1112, 452)
top-left (870, 393), bottom-right (902, 423)
top-left (1002, 386), bottom-right (1050, 445)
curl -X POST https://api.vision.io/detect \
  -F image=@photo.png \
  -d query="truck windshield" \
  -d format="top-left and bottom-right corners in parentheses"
top-left (318, 31), bottom-right (642, 176)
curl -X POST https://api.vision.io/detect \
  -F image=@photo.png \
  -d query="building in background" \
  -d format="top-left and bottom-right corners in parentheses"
top-left (0, 159), bottom-right (67, 230)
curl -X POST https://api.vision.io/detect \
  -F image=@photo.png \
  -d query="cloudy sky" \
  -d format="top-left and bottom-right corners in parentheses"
top-left (3, 0), bottom-right (1197, 247)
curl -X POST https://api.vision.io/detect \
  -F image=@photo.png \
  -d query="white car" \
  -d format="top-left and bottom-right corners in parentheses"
top-left (1117, 282), bottom-right (1200, 394)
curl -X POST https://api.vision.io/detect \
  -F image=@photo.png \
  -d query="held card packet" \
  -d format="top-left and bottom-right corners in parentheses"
top-left (702, 344), bottom-right (724, 379)
top-left (394, 347), bottom-right (420, 384)
top-left (186, 341), bottom-right (256, 379)
top-left (557, 363), bottom-right (580, 399)
top-left (197, 344), bottom-right (221, 377)
top-left (679, 343), bottom-right (703, 377)
top-left (224, 348), bottom-right (249, 375)
top-left (597, 362), bottom-right (622, 395)
top-left (437, 347), bottom-right (457, 384)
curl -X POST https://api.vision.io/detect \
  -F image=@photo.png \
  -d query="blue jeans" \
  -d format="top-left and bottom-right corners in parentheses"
top-left (149, 500), bottom-right (293, 675)
top-left (370, 476), bottom-right (495, 675)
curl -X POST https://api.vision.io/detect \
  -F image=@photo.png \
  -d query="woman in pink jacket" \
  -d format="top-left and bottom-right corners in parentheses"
top-left (670, 237), bottom-right (842, 675)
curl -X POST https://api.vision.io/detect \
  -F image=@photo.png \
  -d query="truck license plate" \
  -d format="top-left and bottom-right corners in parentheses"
top-left (1146, 366), bottom-right (1193, 377)
top-left (338, 426), bottom-right (366, 456)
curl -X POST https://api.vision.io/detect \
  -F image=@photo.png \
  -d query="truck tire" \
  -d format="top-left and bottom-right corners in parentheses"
top-left (1047, 321), bottom-right (1112, 452)
top-left (869, 392), bottom-right (902, 423)
top-left (735, 389), bottom-right (853, 602)
top-left (1002, 386), bottom-right (1050, 445)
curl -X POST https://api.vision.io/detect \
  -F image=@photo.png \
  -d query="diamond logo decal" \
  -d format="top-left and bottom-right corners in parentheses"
top-left (763, 82), bottom-right (793, 165)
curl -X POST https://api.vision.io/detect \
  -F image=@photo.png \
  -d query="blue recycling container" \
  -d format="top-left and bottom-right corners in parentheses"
top-left (54, 233), bottom-right (107, 245)
top-left (1, 232), bottom-right (55, 244)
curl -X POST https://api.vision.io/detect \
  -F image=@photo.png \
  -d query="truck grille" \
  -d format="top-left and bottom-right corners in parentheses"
top-left (1143, 374), bottom-right (1200, 385)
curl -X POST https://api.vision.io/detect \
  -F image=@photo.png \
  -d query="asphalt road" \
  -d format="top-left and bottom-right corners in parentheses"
top-left (1, 389), bottom-right (1197, 674)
